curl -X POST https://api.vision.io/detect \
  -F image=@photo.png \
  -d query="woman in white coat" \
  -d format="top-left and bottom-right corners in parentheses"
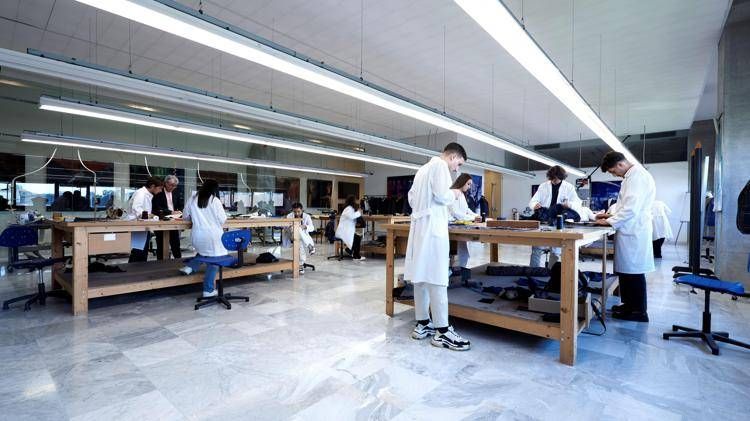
top-left (596, 152), bottom-right (655, 322)
top-left (179, 179), bottom-right (228, 298)
top-left (651, 200), bottom-right (673, 258)
top-left (448, 174), bottom-right (481, 277)
top-left (335, 195), bottom-right (365, 260)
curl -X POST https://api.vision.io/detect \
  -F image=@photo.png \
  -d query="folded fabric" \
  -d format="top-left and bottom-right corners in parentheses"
top-left (486, 265), bottom-right (551, 277)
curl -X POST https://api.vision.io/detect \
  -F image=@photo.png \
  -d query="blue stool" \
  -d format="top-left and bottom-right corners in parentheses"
top-left (663, 275), bottom-right (750, 355)
top-left (193, 230), bottom-right (251, 311)
top-left (1, 226), bottom-right (69, 311)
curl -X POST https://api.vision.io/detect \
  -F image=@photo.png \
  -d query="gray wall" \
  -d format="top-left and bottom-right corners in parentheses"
top-left (715, 0), bottom-right (750, 286)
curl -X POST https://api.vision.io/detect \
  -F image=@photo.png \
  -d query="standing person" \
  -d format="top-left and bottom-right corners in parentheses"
top-left (335, 195), bottom-right (365, 261)
top-left (448, 173), bottom-right (481, 281)
top-left (152, 174), bottom-right (183, 260)
top-left (284, 202), bottom-right (316, 273)
top-left (595, 151), bottom-right (656, 322)
top-left (179, 179), bottom-right (228, 298)
top-left (651, 200), bottom-right (672, 259)
top-left (127, 177), bottom-right (163, 262)
top-left (528, 165), bottom-right (582, 267)
top-left (406, 142), bottom-right (471, 351)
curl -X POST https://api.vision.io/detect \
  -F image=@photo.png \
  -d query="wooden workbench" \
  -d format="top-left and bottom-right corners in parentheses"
top-left (50, 217), bottom-right (300, 315)
top-left (383, 223), bottom-right (614, 366)
top-left (311, 214), bottom-right (410, 255)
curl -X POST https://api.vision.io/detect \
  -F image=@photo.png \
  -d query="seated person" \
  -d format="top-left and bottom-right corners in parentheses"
top-left (448, 174), bottom-right (481, 278)
top-left (283, 202), bottom-right (316, 273)
top-left (528, 165), bottom-right (582, 267)
top-left (335, 195), bottom-right (365, 260)
top-left (179, 179), bottom-right (227, 298)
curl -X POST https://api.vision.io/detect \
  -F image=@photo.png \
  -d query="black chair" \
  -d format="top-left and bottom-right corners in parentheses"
top-left (663, 275), bottom-right (750, 355)
top-left (327, 238), bottom-right (353, 261)
top-left (1, 225), bottom-right (69, 311)
top-left (192, 230), bottom-right (251, 311)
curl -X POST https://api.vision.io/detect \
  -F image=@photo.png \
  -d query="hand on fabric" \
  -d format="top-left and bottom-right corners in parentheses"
top-left (595, 218), bottom-right (611, 226)
top-left (595, 213), bottom-right (611, 219)
top-left (533, 203), bottom-right (542, 210)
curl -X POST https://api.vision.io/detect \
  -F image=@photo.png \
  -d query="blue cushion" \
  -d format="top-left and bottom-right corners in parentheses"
top-left (0, 226), bottom-right (38, 248)
top-left (189, 255), bottom-right (237, 267)
top-left (675, 275), bottom-right (745, 296)
top-left (222, 230), bottom-right (251, 252)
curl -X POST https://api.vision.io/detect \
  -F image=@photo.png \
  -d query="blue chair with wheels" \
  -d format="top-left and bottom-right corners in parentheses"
top-left (663, 275), bottom-right (750, 355)
top-left (193, 230), bottom-right (251, 311)
top-left (1, 225), bottom-right (69, 311)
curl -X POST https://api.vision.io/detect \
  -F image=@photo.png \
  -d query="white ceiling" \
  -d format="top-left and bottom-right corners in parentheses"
top-left (0, 0), bottom-right (730, 153)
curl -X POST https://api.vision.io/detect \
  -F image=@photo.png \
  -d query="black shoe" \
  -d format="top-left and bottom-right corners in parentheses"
top-left (431, 326), bottom-right (471, 351)
top-left (611, 311), bottom-right (649, 322)
top-left (611, 304), bottom-right (630, 314)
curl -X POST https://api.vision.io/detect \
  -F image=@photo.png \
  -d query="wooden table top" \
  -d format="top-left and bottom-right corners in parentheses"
top-left (382, 222), bottom-right (614, 242)
top-left (51, 217), bottom-right (300, 230)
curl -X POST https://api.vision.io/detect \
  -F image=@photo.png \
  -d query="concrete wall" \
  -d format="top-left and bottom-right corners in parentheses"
top-left (715, 0), bottom-right (750, 286)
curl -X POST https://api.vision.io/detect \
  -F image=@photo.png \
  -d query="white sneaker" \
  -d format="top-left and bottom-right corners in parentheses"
top-left (202, 289), bottom-right (218, 298)
top-left (356, 256), bottom-right (366, 261)
top-left (308, 246), bottom-right (316, 255)
top-left (299, 267), bottom-right (305, 274)
top-left (179, 266), bottom-right (193, 275)
top-left (431, 326), bottom-right (471, 351)
top-left (411, 321), bottom-right (436, 340)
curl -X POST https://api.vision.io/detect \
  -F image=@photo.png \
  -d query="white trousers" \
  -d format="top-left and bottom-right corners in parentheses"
top-left (414, 282), bottom-right (449, 328)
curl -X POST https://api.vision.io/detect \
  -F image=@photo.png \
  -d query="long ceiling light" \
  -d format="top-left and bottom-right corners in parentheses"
top-left (0, 49), bottom-right (533, 179)
top-left (20, 132), bottom-right (367, 178)
top-left (73, 0), bottom-right (584, 177)
top-left (38, 96), bottom-right (421, 171)
top-left (454, 0), bottom-right (638, 164)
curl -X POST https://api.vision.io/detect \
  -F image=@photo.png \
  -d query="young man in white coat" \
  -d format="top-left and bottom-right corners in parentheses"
top-left (284, 202), bottom-right (316, 273)
top-left (127, 177), bottom-right (163, 262)
top-left (406, 142), bottom-right (471, 351)
top-left (595, 151), bottom-right (656, 322)
top-left (528, 165), bottom-right (582, 267)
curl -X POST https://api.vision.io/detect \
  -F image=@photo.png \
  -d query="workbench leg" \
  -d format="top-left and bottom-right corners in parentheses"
top-left (490, 243), bottom-right (499, 262)
top-left (386, 230), bottom-right (395, 316)
top-left (50, 227), bottom-right (64, 290)
top-left (601, 234), bottom-right (608, 322)
top-left (560, 242), bottom-right (579, 365)
top-left (292, 221), bottom-right (300, 279)
top-left (160, 230), bottom-right (170, 260)
top-left (72, 228), bottom-right (89, 315)
top-left (371, 221), bottom-right (376, 241)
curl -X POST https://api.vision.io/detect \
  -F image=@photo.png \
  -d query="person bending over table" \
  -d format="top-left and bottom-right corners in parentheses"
top-left (127, 176), bottom-right (163, 263)
top-left (283, 202), bottom-right (316, 273)
top-left (528, 165), bottom-right (581, 268)
top-left (179, 179), bottom-right (228, 298)
top-left (448, 173), bottom-right (481, 281)
top-left (335, 195), bottom-right (365, 261)
top-left (152, 174), bottom-right (183, 260)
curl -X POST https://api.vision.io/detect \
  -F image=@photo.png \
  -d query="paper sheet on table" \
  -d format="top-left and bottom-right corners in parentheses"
top-left (131, 232), bottom-right (147, 250)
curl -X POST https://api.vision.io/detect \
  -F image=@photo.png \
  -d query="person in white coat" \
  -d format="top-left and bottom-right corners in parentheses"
top-left (406, 142), bottom-right (471, 351)
top-left (595, 151), bottom-right (656, 322)
top-left (283, 202), bottom-right (316, 273)
top-left (179, 179), bottom-right (228, 298)
top-left (651, 200), bottom-right (672, 258)
top-left (127, 177), bottom-right (163, 263)
top-left (335, 195), bottom-right (365, 260)
top-left (528, 166), bottom-right (582, 267)
top-left (448, 173), bottom-right (481, 280)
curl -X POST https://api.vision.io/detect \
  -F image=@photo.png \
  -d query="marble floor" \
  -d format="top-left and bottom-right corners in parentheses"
top-left (0, 240), bottom-right (748, 421)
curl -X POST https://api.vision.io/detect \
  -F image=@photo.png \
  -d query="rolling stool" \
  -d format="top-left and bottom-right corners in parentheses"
top-left (327, 238), bottom-right (353, 261)
top-left (663, 275), bottom-right (750, 355)
top-left (193, 230), bottom-right (251, 311)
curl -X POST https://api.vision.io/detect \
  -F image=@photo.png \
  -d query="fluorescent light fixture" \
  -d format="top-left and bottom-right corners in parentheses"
top-left (454, 0), bottom-right (638, 164)
top-left (21, 132), bottom-right (368, 178)
top-left (0, 78), bottom-right (27, 87)
top-left (0, 48), bottom-right (533, 179)
top-left (352, 146), bottom-right (365, 152)
top-left (73, 0), bottom-right (584, 176)
top-left (308, 139), bottom-right (323, 144)
top-left (127, 103), bottom-right (157, 112)
top-left (232, 123), bottom-right (252, 130)
top-left (39, 96), bottom-right (421, 170)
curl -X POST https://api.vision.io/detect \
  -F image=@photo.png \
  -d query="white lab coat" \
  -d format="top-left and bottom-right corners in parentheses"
top-left (183, 194), bottom-right (228, 257)
top-left (652, 200), bottom-right (673, 240)
top-left (529, 180), bottom-right (582, 215)
top-left (127, 186), bottom-right (154, 250)
top-left (578, 206), bottom-right (597, 222)
top-left (335, 205), bottom-right (361, 249)
top-left (405, 157), bottom-right (454, 286)
top-left (449, 193), bottom-right (478, 221)
top-left (607, 164), bottom-right (656, 274)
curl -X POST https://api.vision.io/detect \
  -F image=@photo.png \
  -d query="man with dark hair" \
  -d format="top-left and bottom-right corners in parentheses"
top-left (406, 143), bottom-right (471, 351)
top-left (153, 174), bottom-right (183, 260)
top-left (284, 201), bottom-right (315, 273)
top-left (528, 165), bottom-right (581, 267)
top-left (127, 176), bottom-right (164, 262)
top-left (595, 151), bottom-right (655, 322)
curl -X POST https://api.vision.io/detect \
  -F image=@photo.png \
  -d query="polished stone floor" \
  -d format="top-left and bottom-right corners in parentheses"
top-left (0, 240), bottom-right (748, 421)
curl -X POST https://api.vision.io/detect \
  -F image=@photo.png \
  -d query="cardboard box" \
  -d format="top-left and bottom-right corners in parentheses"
top-left (528, 293), bottom-right (590, 320)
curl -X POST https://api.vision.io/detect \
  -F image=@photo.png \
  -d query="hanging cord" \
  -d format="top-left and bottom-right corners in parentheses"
top-left (144, 156), bottom-right (152, 177)
top-left (582, 297), bottom-right (607, 336)
top-left (196, 162), bottom-right (204, 184)
top-left (77, 149), bottom-right (98, 220)
top-left (10, 148), bottom-right (58, 209)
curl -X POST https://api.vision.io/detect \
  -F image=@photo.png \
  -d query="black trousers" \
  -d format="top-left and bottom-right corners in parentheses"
top-left (617, 272), bottom-right (647, 313)
top-left (345, 234), bottom-right (363, 259)
top-left (652, 237), bottom-right (665, 258)
top-left (156, 230), bottom-right (182, 259)
top-left (128, 232), bottom-right (153, 263)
